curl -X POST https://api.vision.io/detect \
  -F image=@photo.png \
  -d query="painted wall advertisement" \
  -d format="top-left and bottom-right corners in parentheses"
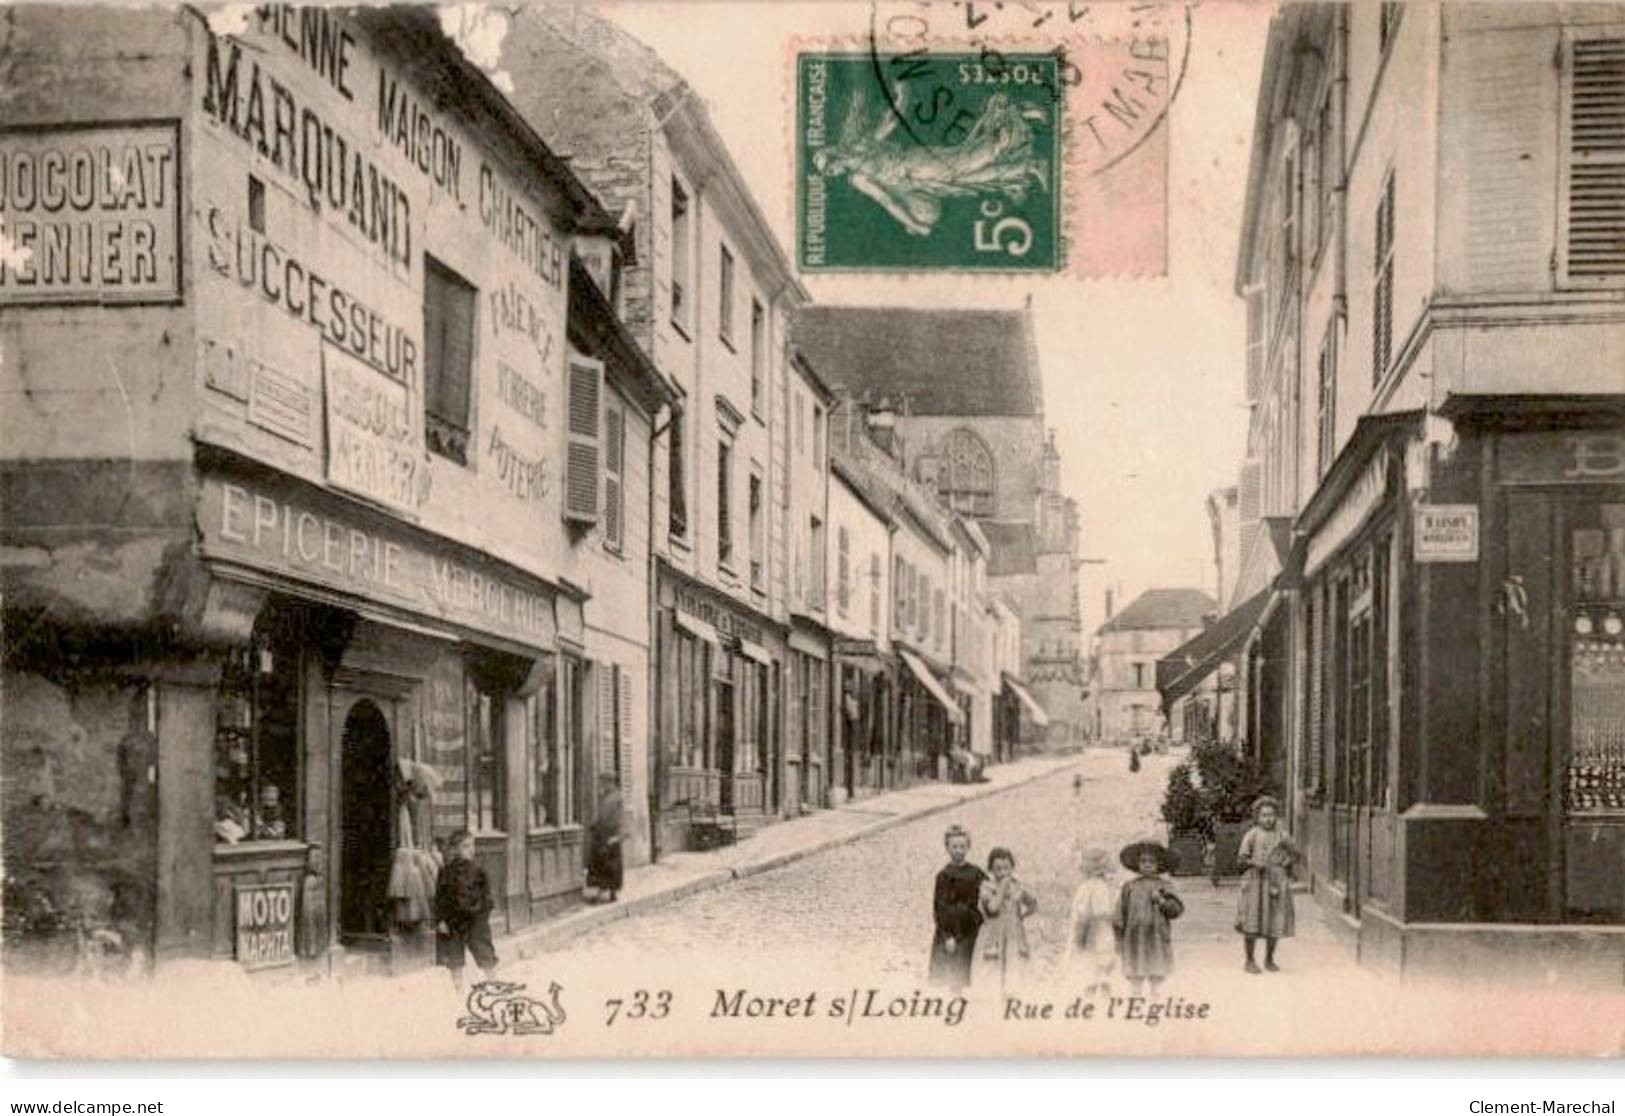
top-left (324, 344), bottom-right (420, 514)
top-left (0, 122), bottom-right (181, 303)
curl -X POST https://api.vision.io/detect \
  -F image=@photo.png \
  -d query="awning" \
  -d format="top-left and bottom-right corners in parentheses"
top-left (1001, 673), bottom-right (1049, 727)
top-left (1155, 586), bottom-right (1273, 711)
top-left (674, 610), bottom-right (720, 644)
top-left (739, 638), bottom-right (771, 665)
top-left (899, 648), bottom-right (964, 725)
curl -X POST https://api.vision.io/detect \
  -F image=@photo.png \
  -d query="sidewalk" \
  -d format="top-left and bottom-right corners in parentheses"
top-left (502, 753), bottom-right (1084, 961)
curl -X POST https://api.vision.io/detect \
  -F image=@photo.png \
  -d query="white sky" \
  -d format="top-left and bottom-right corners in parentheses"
top-left (605, 1), bottom-right (1275, 639)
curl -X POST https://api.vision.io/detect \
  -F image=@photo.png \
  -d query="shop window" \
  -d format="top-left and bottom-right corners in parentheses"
top-left (466, 681), bottom-right (504, 833)
top-left (1372, 533), bottom-right (1393, 808)
top-left (1567, 503), bottom-right (1625, 815)
top-left (525, 658), bottom-right (567, 828)
top-left (675, 628), bottom-right (709, 771)
top-left (213, 612), bottom-right (302, 846)
top-left (1372, 172), bottom-right (1395, 384)
top-left (1341, 556), bottom-right (1374, 807)
top-left (1558, 33), bottom-right (1625, 288)
top-left (561, 656), bottom-right (590, 825)
top-left (423, 256), bottom-right (476, 466)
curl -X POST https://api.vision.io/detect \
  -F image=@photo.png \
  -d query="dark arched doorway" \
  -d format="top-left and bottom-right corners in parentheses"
top-left (339, 699), bottom-right (393, 945)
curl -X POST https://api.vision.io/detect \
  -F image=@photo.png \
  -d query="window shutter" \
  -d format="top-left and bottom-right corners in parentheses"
top-left (1372, 174), bottom-right (1395, 384)
top-left (895, 557), bottom-right (907, 627)
top-left (617, 666), bottom-right (633, 787)
top-left (565, 355), bottom-right (603, 524)
top-left (837, 527), bottom-right (850, 614)
top-left (604, 402), bottom-right (625, 549)
top-left (870, 553), bottom-right (881, 632)
top-left (1560, 35), bottom-right (1625, 286)
top-left (601, 662), bottom-right (617, 776)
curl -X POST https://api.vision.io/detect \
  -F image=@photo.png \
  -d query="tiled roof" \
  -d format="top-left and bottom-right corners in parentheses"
top-left (982, 522), bottom-right (1038, 576)
top-left (793, 306), bottom-right (1042, 417)
top-left (1155, 587), bottom-right (1272, 707)
top-left (505, 5), bottom-right (685, 108)
top-left (1099, 588), bottom-right (1216, 634)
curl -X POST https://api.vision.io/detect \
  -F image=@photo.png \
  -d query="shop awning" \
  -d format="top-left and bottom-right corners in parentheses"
top-left (674, 610), bottom-right (720, 644)
top-left (1155, 586), bottom-right (1273, 712)
top-left (1002, 673), bottom-right (1049, 727)
top-left (899, 649), bottom-right (964, 725)
top-left (739, 639), bottom-right (771, 665)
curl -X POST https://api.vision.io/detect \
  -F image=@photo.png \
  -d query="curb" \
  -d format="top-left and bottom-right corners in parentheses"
top-left (502, 757), bottom-right (1083, 958)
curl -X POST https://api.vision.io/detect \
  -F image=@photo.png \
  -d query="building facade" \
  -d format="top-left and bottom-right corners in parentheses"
top-left (1, 7), bottom-right (671, 974)
top-left (1091, 589), bottom-right (1216, 743)
top-left (827, 460), bottom-right (894, 801)
top-left (1229, 3), bottom-right (1625, 977)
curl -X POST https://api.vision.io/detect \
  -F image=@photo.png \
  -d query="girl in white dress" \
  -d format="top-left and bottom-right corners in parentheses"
top-left (1069, 846), bottom-right (1119, 997)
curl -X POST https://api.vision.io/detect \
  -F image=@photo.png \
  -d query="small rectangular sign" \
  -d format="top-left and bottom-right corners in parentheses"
top-left (234, 882), bottom-right (295, 970)
top-left (1414, 504), bottom-right (1479, 563)
top-left (0, 122), bottom-right (181, 304)
top-left (248, 359), bottom-right (314, 447)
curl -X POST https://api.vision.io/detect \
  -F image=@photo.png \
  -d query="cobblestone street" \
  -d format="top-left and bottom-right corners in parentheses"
top-left (527, 749), bottom-right (1357, 993)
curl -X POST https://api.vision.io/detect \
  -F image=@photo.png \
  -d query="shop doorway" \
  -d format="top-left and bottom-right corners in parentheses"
top-left (339, 699), bottom-right (394, 946)
top-left (717, 673), bottom-right (736, 813)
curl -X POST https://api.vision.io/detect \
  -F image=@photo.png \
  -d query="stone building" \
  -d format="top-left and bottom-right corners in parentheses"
top-left (495, 6), bottom-right (813, 848)
top-left (794, 303), bottom-right (1080, 741)
top-left (0, 7), bottom-right (673, 975)
top-left (1224, 3), bottom-right (1625, 977)
top-left (1090, 589), bottom-right (1216, 743)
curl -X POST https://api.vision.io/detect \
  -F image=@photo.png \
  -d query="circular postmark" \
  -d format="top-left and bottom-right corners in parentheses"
top-left (865, 2), bottom-right (1191, 179)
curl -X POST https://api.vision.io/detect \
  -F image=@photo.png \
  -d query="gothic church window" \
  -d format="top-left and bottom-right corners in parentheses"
top-left (937, 428), bottom-right (995, 516)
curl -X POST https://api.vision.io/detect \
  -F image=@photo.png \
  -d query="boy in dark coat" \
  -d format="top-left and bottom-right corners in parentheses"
top-left (928, 824), bottom-right (987, 990)
top-left (435, 829), bottom-right (497, 988)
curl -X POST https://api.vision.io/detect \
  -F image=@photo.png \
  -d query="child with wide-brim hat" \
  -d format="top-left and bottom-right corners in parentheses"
top-left (1112, 838), bottom-right (1184, 994)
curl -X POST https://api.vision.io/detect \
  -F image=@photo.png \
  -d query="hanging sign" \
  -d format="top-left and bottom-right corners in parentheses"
top-left (235, 882), bottom-right (296, 970)
top-left (1414, 504), bottom-right (1479, 563)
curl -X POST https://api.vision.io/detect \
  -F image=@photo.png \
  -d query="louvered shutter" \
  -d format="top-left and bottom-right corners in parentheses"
top-left (617, 667), bottom-right (633, 787)
top-left (1372, 175), bottom-right (1394, 383)
top-left (1560, 35), bottom-right (1625, 287)
top-left (565, 354), bottom-right (603, 524)
top-left (837, 527), bottom-right (850, 615)
top-left (604, 401), bottom-right (625, 549)
top-left (598, 662), bottom-right (616, 777)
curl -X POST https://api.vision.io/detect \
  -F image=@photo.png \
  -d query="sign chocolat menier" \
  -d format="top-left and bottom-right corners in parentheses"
top-left (1414, 504), bottom-right (1479, 563)
top-left (235, 882), bottom-right (296, 969)
top-left (0, 123), bottom-right (181, 304)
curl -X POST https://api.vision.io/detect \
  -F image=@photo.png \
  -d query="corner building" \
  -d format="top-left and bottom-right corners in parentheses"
top-left (1, 7), bottom-right (672, 975)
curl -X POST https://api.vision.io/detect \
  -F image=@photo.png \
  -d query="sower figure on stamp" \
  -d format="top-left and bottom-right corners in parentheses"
top-left (1235, 795), bottom-right (1299, 973)
top-left (928, 824), bottom-right (987, 990)
top-left (814, 81), bottom-right (1049, 239)
top-left (1114, 839), bottom-right (1184, 996)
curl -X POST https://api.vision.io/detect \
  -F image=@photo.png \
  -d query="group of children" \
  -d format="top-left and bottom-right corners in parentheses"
top-left (930, 795), bottom-right (1300, 996)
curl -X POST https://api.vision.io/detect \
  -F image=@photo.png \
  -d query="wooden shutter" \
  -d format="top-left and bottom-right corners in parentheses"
top-left (870, 553), bottom-right (881, 632)
top-left (1559, 34), bottom-right (1625, 287)
top-left (895, 557), bottom-right (907, 627)
top-left (1372, 174), bottom-right (1395, 383)
top-left (617, 666), bottom-right (633, 787)
top-left (565, 354), bottom-right (603, 524)
top-left (598, 661), bottom-right (616, 777)
top-left (604, 400), bottom-right (625, 549)
top-left (837, 526), bottom-right (850, 614)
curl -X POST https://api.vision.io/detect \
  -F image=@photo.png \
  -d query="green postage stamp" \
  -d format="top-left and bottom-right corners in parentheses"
top-left (797, 52), bottom-right (1064, 273)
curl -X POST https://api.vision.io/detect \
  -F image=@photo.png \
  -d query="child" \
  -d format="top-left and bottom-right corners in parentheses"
top-left (1235, 794), bottom-right (1299, 973)
top-left (1069, 846), bottom-right (1118, 998)
top-left (928, 824), bottom-right (987, 990)
top-left (973, 847), bottom-right (1037, 999)
top-left (1114, 838), bottom-right (1184, 995)
top-left (434, 829), bottom-right (497, 989)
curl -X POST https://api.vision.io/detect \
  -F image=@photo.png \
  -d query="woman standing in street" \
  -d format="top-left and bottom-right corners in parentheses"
top-left (972, 847), bottom-right (1038, 999)
top-left (928, 824), bottom-right (987, 990)
top-left (586, 775), bottom-right (625, 904)
top-left (1235, 795), bottom-right (1298, 973)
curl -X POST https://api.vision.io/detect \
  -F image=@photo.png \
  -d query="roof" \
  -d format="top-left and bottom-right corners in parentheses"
top-left (982, 522), bottom-right (1038, 576)
top-left (1098, 588), bottom-right (1216, 634)
top-left (793, 306), bottom-right (1043, 417)
top-left (1155, 587), bottom-right (1272, 710)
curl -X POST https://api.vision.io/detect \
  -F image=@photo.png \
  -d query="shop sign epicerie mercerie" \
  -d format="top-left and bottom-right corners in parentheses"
top-left (1414, 504), bottom-right (1479, 563)
top-left (235, 882), bottom-right (296, 970)
top-left (0, 122), bottom-right (181, 304)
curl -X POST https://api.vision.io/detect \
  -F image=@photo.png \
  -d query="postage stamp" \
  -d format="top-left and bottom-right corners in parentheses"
top-left (797, 51), bottom-right (1065, 272)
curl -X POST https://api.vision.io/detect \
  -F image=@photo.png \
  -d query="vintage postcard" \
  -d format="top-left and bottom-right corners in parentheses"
top-left (2, 0), bottom-right (1623, 1061)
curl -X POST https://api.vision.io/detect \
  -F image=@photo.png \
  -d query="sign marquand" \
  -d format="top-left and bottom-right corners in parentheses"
top-left (235, 882), bottom-right (295, 970)
top-left (204, 478), bottom-right (557, 649)
top-left (1414, 504), bottom-right (1479, 564)
top-left (0, 122), bottom-right (181, 304)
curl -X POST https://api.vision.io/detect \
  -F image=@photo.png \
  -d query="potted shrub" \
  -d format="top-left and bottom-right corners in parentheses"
top-left (1192, 740), bottom-right (1276, 878)
top-left (1159, 760), bottom-right (1209, 877)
